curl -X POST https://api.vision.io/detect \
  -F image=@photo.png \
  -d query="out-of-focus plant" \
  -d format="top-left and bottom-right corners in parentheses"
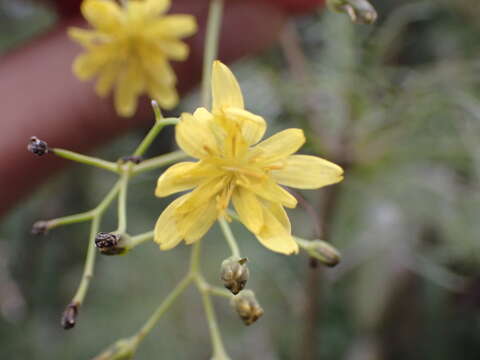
top-left (276, 1), bottom-right (480, 358)
top-left (69, 0), bottom-right (197, 117)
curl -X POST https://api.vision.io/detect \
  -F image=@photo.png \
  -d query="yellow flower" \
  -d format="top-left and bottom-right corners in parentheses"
top-left (68, 0), bottom-right (197, 117)
top-left (154, 61), bottom-right (344, 255)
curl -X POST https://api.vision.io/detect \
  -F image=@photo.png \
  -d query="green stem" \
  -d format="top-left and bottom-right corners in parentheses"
top-left (116, 172), bottom-right (130, 234)
top-left (131, 150), bottom-right (188, 175)
top-left (132, 118), bottom-right (179, 158)
top-left (201, 0), bottom-right (224, 108)
top-left (127, 231), bottom-right (154, 249)
top-left (218, 217), bottom-right (240, 257)
top-left (189, 240), bottom-right (202, 274)
top-left (72, 215), bottom-right (100, 305)
top-left (207, 285), bottom-right (234, 299)
top-left (199, 289), bottom-right (230, 359)
top-left (52, 148), bottom-right (119, 173)
top-left (136, 275), bottom-right (193, 342)
top-left (47, 210), bottom-right (95, 230)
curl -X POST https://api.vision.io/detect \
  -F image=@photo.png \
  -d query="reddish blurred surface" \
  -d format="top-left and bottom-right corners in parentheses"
top-left (51, 0), bottom-right (326, 17)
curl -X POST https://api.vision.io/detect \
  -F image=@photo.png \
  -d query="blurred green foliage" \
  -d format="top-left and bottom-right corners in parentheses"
top-left (1, 0), bottom-right (480, 359)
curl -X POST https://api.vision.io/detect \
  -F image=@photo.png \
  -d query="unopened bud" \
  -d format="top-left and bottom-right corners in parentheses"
top-left (308, 240), bottom-right (341, 267)
top-left (94, 232), bottom-right (126, 255)
top-left (61, 302), bottom-right (79, 330)
top-left (327, 0), bottom-right (378, 24)
top-left (31, 220), bottom-right (49, 235)
top-left (27, 136), bottom-right (49, 156)
top-left (92, 337), bottom-right (138, 360)
top-left (220, 256), bottom-right (249, 295)
top-left (231, 290), bottom-right (263, 326)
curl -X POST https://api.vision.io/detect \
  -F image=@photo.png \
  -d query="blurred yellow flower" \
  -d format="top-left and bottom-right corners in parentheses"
top-left (69, 0), bottom-right (197, 117)
top-left (154, 61), bottom-right (344, 255)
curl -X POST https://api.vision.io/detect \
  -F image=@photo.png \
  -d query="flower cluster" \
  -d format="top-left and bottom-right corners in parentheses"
top-left (154, 61), bottom-right (344, 255)
top-left (69, 0), bottom-right (197, 117)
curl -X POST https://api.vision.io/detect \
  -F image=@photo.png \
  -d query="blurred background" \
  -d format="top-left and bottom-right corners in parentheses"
top-left (1, 0), bottom-right (480, 359)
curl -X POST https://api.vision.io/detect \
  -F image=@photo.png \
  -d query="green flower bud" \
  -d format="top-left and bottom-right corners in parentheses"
top-left (92, 337), bottom-right (138, 360)
top-left (220, 256), bottom-right (249, 295)
top-left (231, 290), bottom-right (263, 326)
top-left (295, 238), bottom-right (341, 267)
top-left (309, 240), bottom-right (341, 267)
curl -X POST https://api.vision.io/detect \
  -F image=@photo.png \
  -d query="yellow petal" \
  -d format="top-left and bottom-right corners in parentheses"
top-left (155, 162), bottom-right (203, 197)
top-left (176, 111), bottom-right (219, 159)
top-left (95, 63), bottom-right (120, 97)
top-left (141, 54), bottom-right (176, 87)
top-left (154, 40), bottom-right (189, 61)
top-left (256, 205), bottom-right (298, 255)
top-left (72, 50), bottom-right (111, 80)
top-left (232, 187), bottom-right (264, 234)
top-left (143, 0), bottom-right (170, 15)
top-left (147, 81), bottom-right (179, 109)
top-left (154, 195), bottom-right (186, 250)
top-left (212, 61), bottom-right (244, 111)
top-left (264, 201), bottom-right (291, 234)
top-left (81, 0), bottom-right (122, 32)
top-left (239, 178), bottom-right (297, 208)
top-left (114, 63), bottom-right (144, 117)
top-left (175, 177), bottom-right (226, 215)
top-left (222, 107), bottom-right (266, 145)
top-left (182, 201), bottom-right (218, 243)
top-left (253, 129), bottom-right (305, 162)
top-left (146, 15), bottom-right (197, 38)
top-left (272, 155), bottom-right (344, 189)
top-left (155, 161), bottom-right (222, 197)
top-left (68, 27), bottom-right (101, 48)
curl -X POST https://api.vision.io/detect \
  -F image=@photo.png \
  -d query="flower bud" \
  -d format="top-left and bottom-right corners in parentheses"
top-left (94, 232), bottom-right (126, 255)
top-left (27, 136), bottom-right (49, 156)
top-left (231, 290), bottom-right (264, 326)
top-left (61, 302), bottom-right (78, 330)
top-left (307, 240), bottom-right (341, 267)
top-left (92, 337), bottom-right (138, 360)
top-left (31, 220), bottom-right (49, 235)
top-left (220, 256), bottom-right (249, 295)
top-left (327, 0), bottom-right (377, 24)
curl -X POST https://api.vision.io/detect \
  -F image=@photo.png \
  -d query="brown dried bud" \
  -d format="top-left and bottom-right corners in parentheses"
top-left (231, 290), bottom-right (264, 326)
top-left (27, 136), bottom-right (49, 156)
top-left (220, 256), bottom-right (249, 295)
top-left (94, 232), bottom-right (126, 255)
top-left (61, 302), bottom-right (78, 330)
top-left (31, 220), bottom-right (49, 235)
